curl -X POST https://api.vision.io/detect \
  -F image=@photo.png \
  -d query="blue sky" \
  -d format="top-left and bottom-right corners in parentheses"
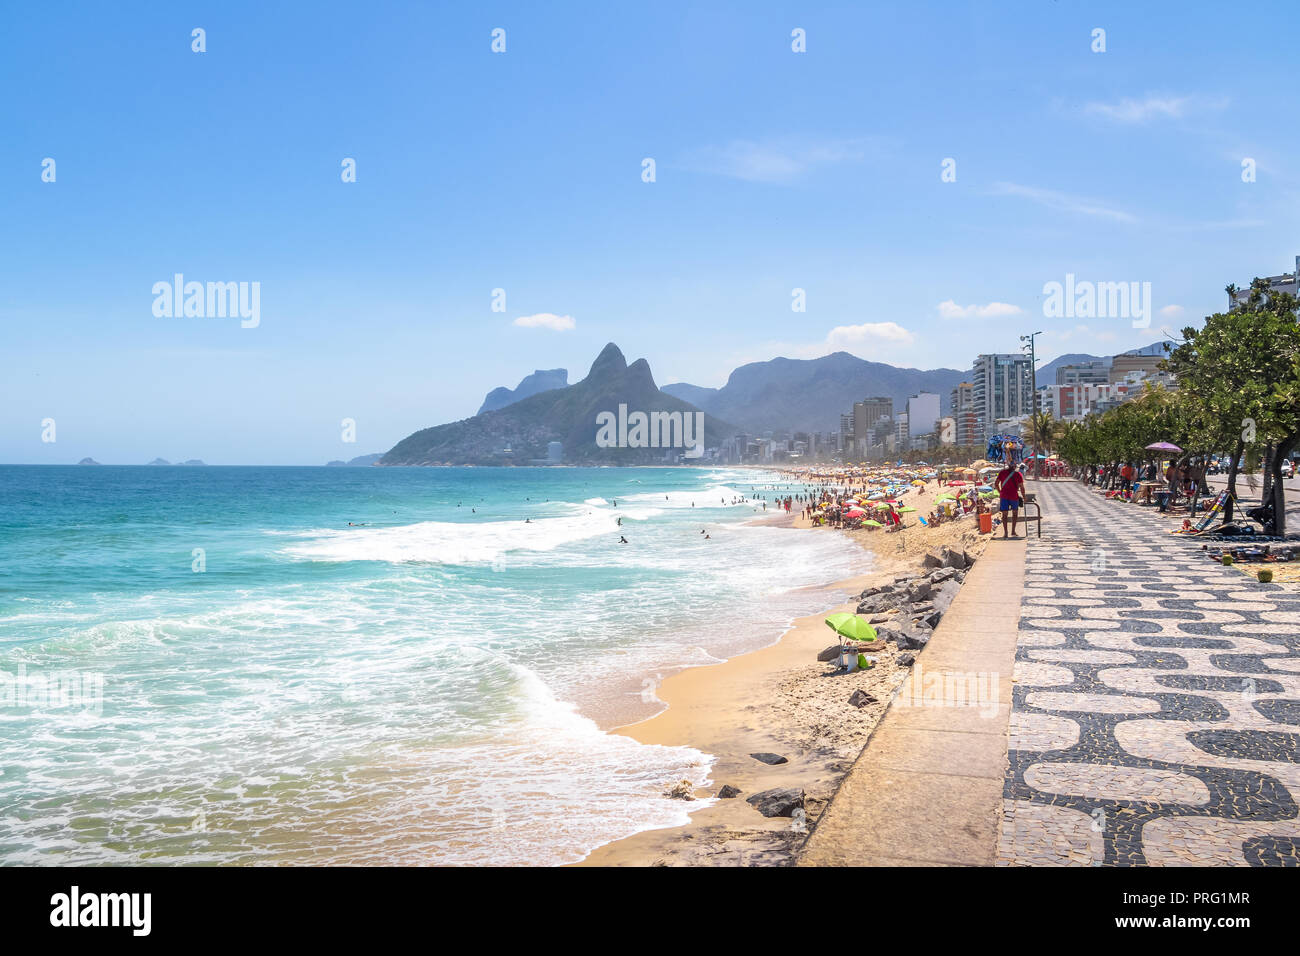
top-left (3, 1), bottom-right (1296, 464)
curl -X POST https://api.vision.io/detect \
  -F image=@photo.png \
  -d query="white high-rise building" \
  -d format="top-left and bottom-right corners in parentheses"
top-left (971, 354), bottom-right (1032, 441)
top-left (906, 392), bottom-right (940, 439)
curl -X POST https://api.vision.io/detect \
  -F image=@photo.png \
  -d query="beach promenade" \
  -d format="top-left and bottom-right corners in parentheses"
top-left (802, 480), bottom-right (1300, 867)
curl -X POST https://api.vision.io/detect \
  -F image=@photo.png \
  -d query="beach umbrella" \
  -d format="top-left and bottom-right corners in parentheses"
top-left (949, 480), bottom-right (967, 486)
top-left (911, 479), bottom-right (925, 486)
top-left (1146, 441), bottom-right (1182, 453)
top-left (863, 519), bottom-right (883, 527)
top-left (899, 506), bottom-right (917, 513)
top-left (977, 484), bottom-right (993, 492)
top-left (824, 613), bottom-right (877, 643)
top-left (845, 508), bottom-right (866, 517)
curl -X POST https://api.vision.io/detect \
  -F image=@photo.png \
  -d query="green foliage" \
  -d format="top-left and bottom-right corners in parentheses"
top-left (1059, 283), bottom-right (1300, 468)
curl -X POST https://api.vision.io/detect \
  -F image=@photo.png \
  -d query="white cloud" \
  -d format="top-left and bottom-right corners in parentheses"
top-left (825, 321), bottom-right (914, 348)
top-left (991, 182), bottom-right (1137, 223)
top-left (683, 137), bottom-right (886, 185)
top-left (513, 313), bottom-right (575, 331)
top-left (937, 299), bottom-right (1024, 320)
top-left (1084, 95), bottom-right (1189, 123)
top-left (1083, 94), bottom-right (1227, 125)
top-left (1159, 304), bottom-right (1185, 318)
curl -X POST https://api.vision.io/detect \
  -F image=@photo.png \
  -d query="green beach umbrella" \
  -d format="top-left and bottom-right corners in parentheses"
top-left (899, 506), bottom-right (917, 513)
top-left (863, 519), bottom-right (883, 527)
top-left (824, 612), bottom-right (877, 643)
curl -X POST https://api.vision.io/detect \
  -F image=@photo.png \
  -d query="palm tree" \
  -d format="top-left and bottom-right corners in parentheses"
top-left (1025, 409), bottom-right (1057, 456)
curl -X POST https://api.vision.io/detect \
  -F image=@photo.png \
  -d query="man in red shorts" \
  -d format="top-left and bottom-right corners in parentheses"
top-left (995, 462), bottom-right (1026, 538)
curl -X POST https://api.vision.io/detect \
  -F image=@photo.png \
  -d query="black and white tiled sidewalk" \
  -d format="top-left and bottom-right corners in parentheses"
top-left (996, 481), bottom-right (1300, 866)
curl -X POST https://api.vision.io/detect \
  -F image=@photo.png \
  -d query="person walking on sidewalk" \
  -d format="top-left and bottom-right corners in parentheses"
top-left (995, 462), bottom-right (1026, 538)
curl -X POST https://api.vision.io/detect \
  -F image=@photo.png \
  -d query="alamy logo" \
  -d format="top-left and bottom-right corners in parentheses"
top-left (50, 886), bottom-right (151, 936)
top-left (1042, 274), bottom-right (1151, 328)
top-left (595, 404), bottom-right (703, 458)
top-left (152, 274), bottom-right (260, 328)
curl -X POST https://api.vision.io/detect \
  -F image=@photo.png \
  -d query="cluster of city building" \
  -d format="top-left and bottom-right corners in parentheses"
top-left (714, 255), bottom-right (1298, 465)
top-left (829, 345), bottom-right (1173, 462)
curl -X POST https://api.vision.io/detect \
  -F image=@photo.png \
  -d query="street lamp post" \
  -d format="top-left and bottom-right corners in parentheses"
top-left (1020, 331), bottom-right (1043, 464)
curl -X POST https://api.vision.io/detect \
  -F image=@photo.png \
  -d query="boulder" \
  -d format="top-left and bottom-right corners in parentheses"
top-left (922, 549), bottom-right (944, 569)
top-left (906, 579), bottom-right (933, 603)
top-left (929, 567), bottom-right (957, 585)
top-left (848, 689), bottom-right (877, 708)
top-left (717, 784), bottom-right (742, 799)
top-left (897, 652), bottom-right (917, 667)
top-left (922, 609), bottom-right (943, 629)
top-left (746, 787), bottom-right (806, 818)
top-left (750, 752), bottom-right (788, 765)
top-left (931, 580), bottom-right (962, 614)
top-left (858, 586), bottom-right (884, 600)
top-left (857, 590), bottom-right (907, 615)
top-left (875, 623), bottom-right (905, 645)
top-left (895, 623), bottom-right (933, 651)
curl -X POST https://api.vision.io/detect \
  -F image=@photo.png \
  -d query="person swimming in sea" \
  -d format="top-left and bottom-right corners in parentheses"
top-left (619, 535), bottom-right (628, 544)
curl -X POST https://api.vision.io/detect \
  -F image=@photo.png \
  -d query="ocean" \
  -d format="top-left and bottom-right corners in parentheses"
top-left (0, 465), bottom-right (865, 865)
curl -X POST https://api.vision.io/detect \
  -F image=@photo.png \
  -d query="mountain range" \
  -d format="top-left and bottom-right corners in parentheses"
top-left (662, 353), bottom-right (967, 434)
top-left (381, 339), bottom-right (1179, 465)
top-left (381, 344), bottom-right (734, 465)
top-left (477, 368), bottom-right (569, 415)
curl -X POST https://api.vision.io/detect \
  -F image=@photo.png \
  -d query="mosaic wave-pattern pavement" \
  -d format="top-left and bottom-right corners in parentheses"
top-left (996, 481), bottom-right (1300, 866)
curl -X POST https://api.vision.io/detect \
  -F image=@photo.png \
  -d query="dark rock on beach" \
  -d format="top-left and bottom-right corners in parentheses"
top-left (717, 784), bottom-right (742, 799)
top-left (848, 689), bottom-right (877, 708)
top-left (746, 787), bottom-right (805, 818)
top-left (895, 629), bottom-right (931, 651)
top-left (897, 652), bottom-right (916, 667)
top-left (750, 752), bottom-right (789, 765)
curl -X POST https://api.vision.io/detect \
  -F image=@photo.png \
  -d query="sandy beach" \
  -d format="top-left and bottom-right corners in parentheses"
top-left (578, 477), bottom-right (990, 866)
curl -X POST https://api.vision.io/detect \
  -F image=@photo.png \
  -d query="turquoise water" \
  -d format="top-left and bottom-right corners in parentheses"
top-left (0, 465), bottom-right (864, 865)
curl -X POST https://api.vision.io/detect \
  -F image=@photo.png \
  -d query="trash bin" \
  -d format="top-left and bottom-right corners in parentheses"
top-left (979, 513), bottom-right (993, 534)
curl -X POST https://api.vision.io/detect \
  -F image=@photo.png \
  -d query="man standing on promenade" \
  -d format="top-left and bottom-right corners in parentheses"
top-left (995, 461), bottom-right (1026, 538)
